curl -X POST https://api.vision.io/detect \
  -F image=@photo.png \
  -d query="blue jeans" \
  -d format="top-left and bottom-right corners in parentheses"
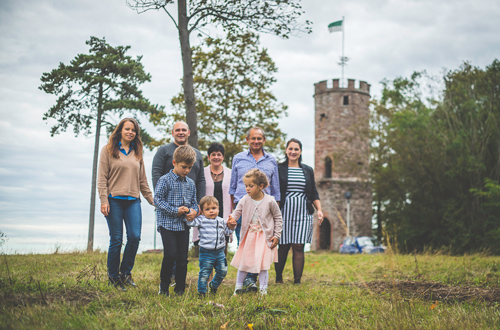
top-left (198, 247), bottom-right (227, 294)
top-left (105, 198), bottom-right (142, 280)
top-left (235, 216), bottom-right (242, 245)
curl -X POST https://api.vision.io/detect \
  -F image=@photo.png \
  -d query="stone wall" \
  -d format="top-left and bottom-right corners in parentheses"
top-left (311, 178), bottom-right (373, 250)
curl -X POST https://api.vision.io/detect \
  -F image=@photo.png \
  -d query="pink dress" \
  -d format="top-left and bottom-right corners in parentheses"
top-left (231, 199), bottom-right (278, 273)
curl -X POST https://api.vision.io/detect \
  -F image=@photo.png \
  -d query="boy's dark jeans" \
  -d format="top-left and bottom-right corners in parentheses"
top-left (159, 227), bottom-right (189, 294)
top-left (198, 247), bottom-right (227, 294)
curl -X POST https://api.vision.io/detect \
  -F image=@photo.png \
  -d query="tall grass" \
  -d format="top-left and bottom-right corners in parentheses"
top-left (1, 250), bottom-right (500, 329)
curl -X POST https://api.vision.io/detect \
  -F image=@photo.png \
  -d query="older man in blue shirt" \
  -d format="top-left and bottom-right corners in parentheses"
top-left (230, 127), bottom-right (280, 229)
top-left (229, 126), bottom-right (280, 292)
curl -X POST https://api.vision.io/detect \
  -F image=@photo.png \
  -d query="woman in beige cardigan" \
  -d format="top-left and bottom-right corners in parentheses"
top-left (97, 118), bottom-right (154, 291)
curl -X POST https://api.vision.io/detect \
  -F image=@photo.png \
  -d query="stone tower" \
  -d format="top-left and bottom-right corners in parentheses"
top-left (311, 78), bottom-right (373, 251)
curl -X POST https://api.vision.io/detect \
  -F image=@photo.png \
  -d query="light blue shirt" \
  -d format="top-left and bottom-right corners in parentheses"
top-left (229, 148), bottom-right (280, 203)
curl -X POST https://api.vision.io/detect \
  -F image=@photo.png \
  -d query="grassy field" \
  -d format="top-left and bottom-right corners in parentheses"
top-left (1, 248), bottom-right (500, 329)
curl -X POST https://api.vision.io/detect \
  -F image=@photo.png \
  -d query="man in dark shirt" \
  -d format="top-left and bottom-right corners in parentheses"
top-left (152, 121), bottom-right (205, 202)
top-left (152, 121), bottom-right (206, 287)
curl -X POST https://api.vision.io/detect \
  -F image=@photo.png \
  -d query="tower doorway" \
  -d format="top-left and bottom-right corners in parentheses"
top-left (319, 217), bottom-right (331, 250)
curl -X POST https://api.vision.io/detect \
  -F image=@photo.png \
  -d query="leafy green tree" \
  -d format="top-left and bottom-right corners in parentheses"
top-left (471, 179), bottom-right (500, 253)
top-left (431, 60), bottom-right (500, 252)
top-left (127, 0), bottom-right (311, 148)
top-left (371, 60), bottom-right (500, 253)
top-left (370, 73), bottom-right (431, 241)
top-left (165, 31), bottom-right (287, 165)
top-left (39, 36), bottom-right (164, 252)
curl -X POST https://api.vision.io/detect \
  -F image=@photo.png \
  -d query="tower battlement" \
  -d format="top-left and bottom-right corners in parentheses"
top-left (314, 79), bottom-right (370, 95)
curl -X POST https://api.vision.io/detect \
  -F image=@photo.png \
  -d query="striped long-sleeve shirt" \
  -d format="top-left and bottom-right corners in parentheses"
top-left (185, 215), bottom-right (234, 250)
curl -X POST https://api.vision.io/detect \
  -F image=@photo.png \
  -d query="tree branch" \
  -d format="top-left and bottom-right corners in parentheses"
top-left (188, 13), bottom-right (212, 33)
top-left (162, 6), bottom-right (178, 29)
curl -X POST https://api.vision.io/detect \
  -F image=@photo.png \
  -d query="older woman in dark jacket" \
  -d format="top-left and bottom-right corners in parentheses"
top-left (275, 138), bottom-right (323, 284)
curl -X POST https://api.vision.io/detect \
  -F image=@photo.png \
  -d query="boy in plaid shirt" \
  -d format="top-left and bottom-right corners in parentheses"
top-left (155, 145), bottom-right (199, 296)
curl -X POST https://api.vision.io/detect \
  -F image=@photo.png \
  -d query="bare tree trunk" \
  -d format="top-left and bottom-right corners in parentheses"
top-left (376, 200), bottom-right (382, 241)
top-left (177, 0), bottom-right (198, 148)
top-left (87, 83), bottom-right (104, 252)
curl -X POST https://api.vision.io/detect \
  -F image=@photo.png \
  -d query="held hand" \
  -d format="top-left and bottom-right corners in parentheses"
top-left (185, 209), bottom-right (197, 221)
top-left (101, 204), bottom-right (110, 216)
top-left (178, 206), bottom-right (189, 215)
top-left (269, 237), bottom-right (279, 249)
top-left (317, 210), bottom-right (324, 225)
top-left (227, 217), bottom-right (237, 229)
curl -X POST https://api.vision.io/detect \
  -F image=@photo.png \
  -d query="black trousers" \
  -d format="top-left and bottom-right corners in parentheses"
top-left (159, 227), bottom-right (190, 293)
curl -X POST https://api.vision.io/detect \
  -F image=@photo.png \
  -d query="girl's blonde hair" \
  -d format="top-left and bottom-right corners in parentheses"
top-left (243, 169), bottom-right (269, 188)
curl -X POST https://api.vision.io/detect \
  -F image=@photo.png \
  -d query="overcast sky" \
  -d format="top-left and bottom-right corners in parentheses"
top-left (1, 0), bottom-right (499, 254)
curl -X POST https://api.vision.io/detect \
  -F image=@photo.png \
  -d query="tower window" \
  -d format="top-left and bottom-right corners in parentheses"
top-left (343, 95), bottom-right (349, 105)
top-left (324, 156), bottom-right (332, 178)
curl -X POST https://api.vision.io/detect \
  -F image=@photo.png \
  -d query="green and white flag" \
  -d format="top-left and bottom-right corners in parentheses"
top-left (328, 20), bottom-right (343, 33)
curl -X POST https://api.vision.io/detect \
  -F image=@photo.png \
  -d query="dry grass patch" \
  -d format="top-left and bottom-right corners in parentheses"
top-left (354, 280), bottom-right (500, 305)
top-left (0, 285), bottom-right (101, 307)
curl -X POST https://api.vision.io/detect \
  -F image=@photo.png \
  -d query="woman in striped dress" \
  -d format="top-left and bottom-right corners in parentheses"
top-left (275, 138), bottom-right (324, 284)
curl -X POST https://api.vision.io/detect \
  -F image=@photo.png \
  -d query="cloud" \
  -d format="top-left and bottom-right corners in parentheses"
top-left (1, 0), bottom-right (499, 253)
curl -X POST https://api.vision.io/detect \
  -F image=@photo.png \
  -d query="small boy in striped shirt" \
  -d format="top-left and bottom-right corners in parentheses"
top-left (185, 196), bottom-right (237, 296)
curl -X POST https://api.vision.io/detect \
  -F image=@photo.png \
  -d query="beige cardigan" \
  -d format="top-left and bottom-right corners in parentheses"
top-left (231, 194), bottom-right (282, 241)
top-left (97, 146), bottom-right (154, 205)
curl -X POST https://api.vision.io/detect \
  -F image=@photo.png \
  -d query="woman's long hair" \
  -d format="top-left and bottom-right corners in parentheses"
top-left (281, 138), bottom-right (303, 166)
top-left (107, 118), bottom-right (143, 160)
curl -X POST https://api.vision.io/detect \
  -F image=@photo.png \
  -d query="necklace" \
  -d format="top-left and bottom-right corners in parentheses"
top-left (210, 166), bottom-right (224, 181)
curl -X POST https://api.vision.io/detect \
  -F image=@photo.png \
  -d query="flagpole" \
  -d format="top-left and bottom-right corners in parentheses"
top-left (328, 18), bottom-right (347, 87)
top-left (342, 16), bottom-right (345, 88)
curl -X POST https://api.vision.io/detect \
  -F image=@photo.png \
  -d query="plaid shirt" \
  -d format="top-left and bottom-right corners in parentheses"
top-left (229, 148), bottom-right (280, 203)
top-left (154, 170), bottom-right (199, 232)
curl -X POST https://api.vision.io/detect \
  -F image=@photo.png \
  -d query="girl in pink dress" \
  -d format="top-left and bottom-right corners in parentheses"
top-left (229, 169), bottom-right (282, 295)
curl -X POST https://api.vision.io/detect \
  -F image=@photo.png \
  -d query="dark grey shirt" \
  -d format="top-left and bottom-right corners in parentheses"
top-left (152, 143), bottom-right (206, 203)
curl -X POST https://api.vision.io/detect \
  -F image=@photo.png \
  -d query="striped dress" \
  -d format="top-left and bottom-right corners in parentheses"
top-left (280, 167), bottom-right (313, 244)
